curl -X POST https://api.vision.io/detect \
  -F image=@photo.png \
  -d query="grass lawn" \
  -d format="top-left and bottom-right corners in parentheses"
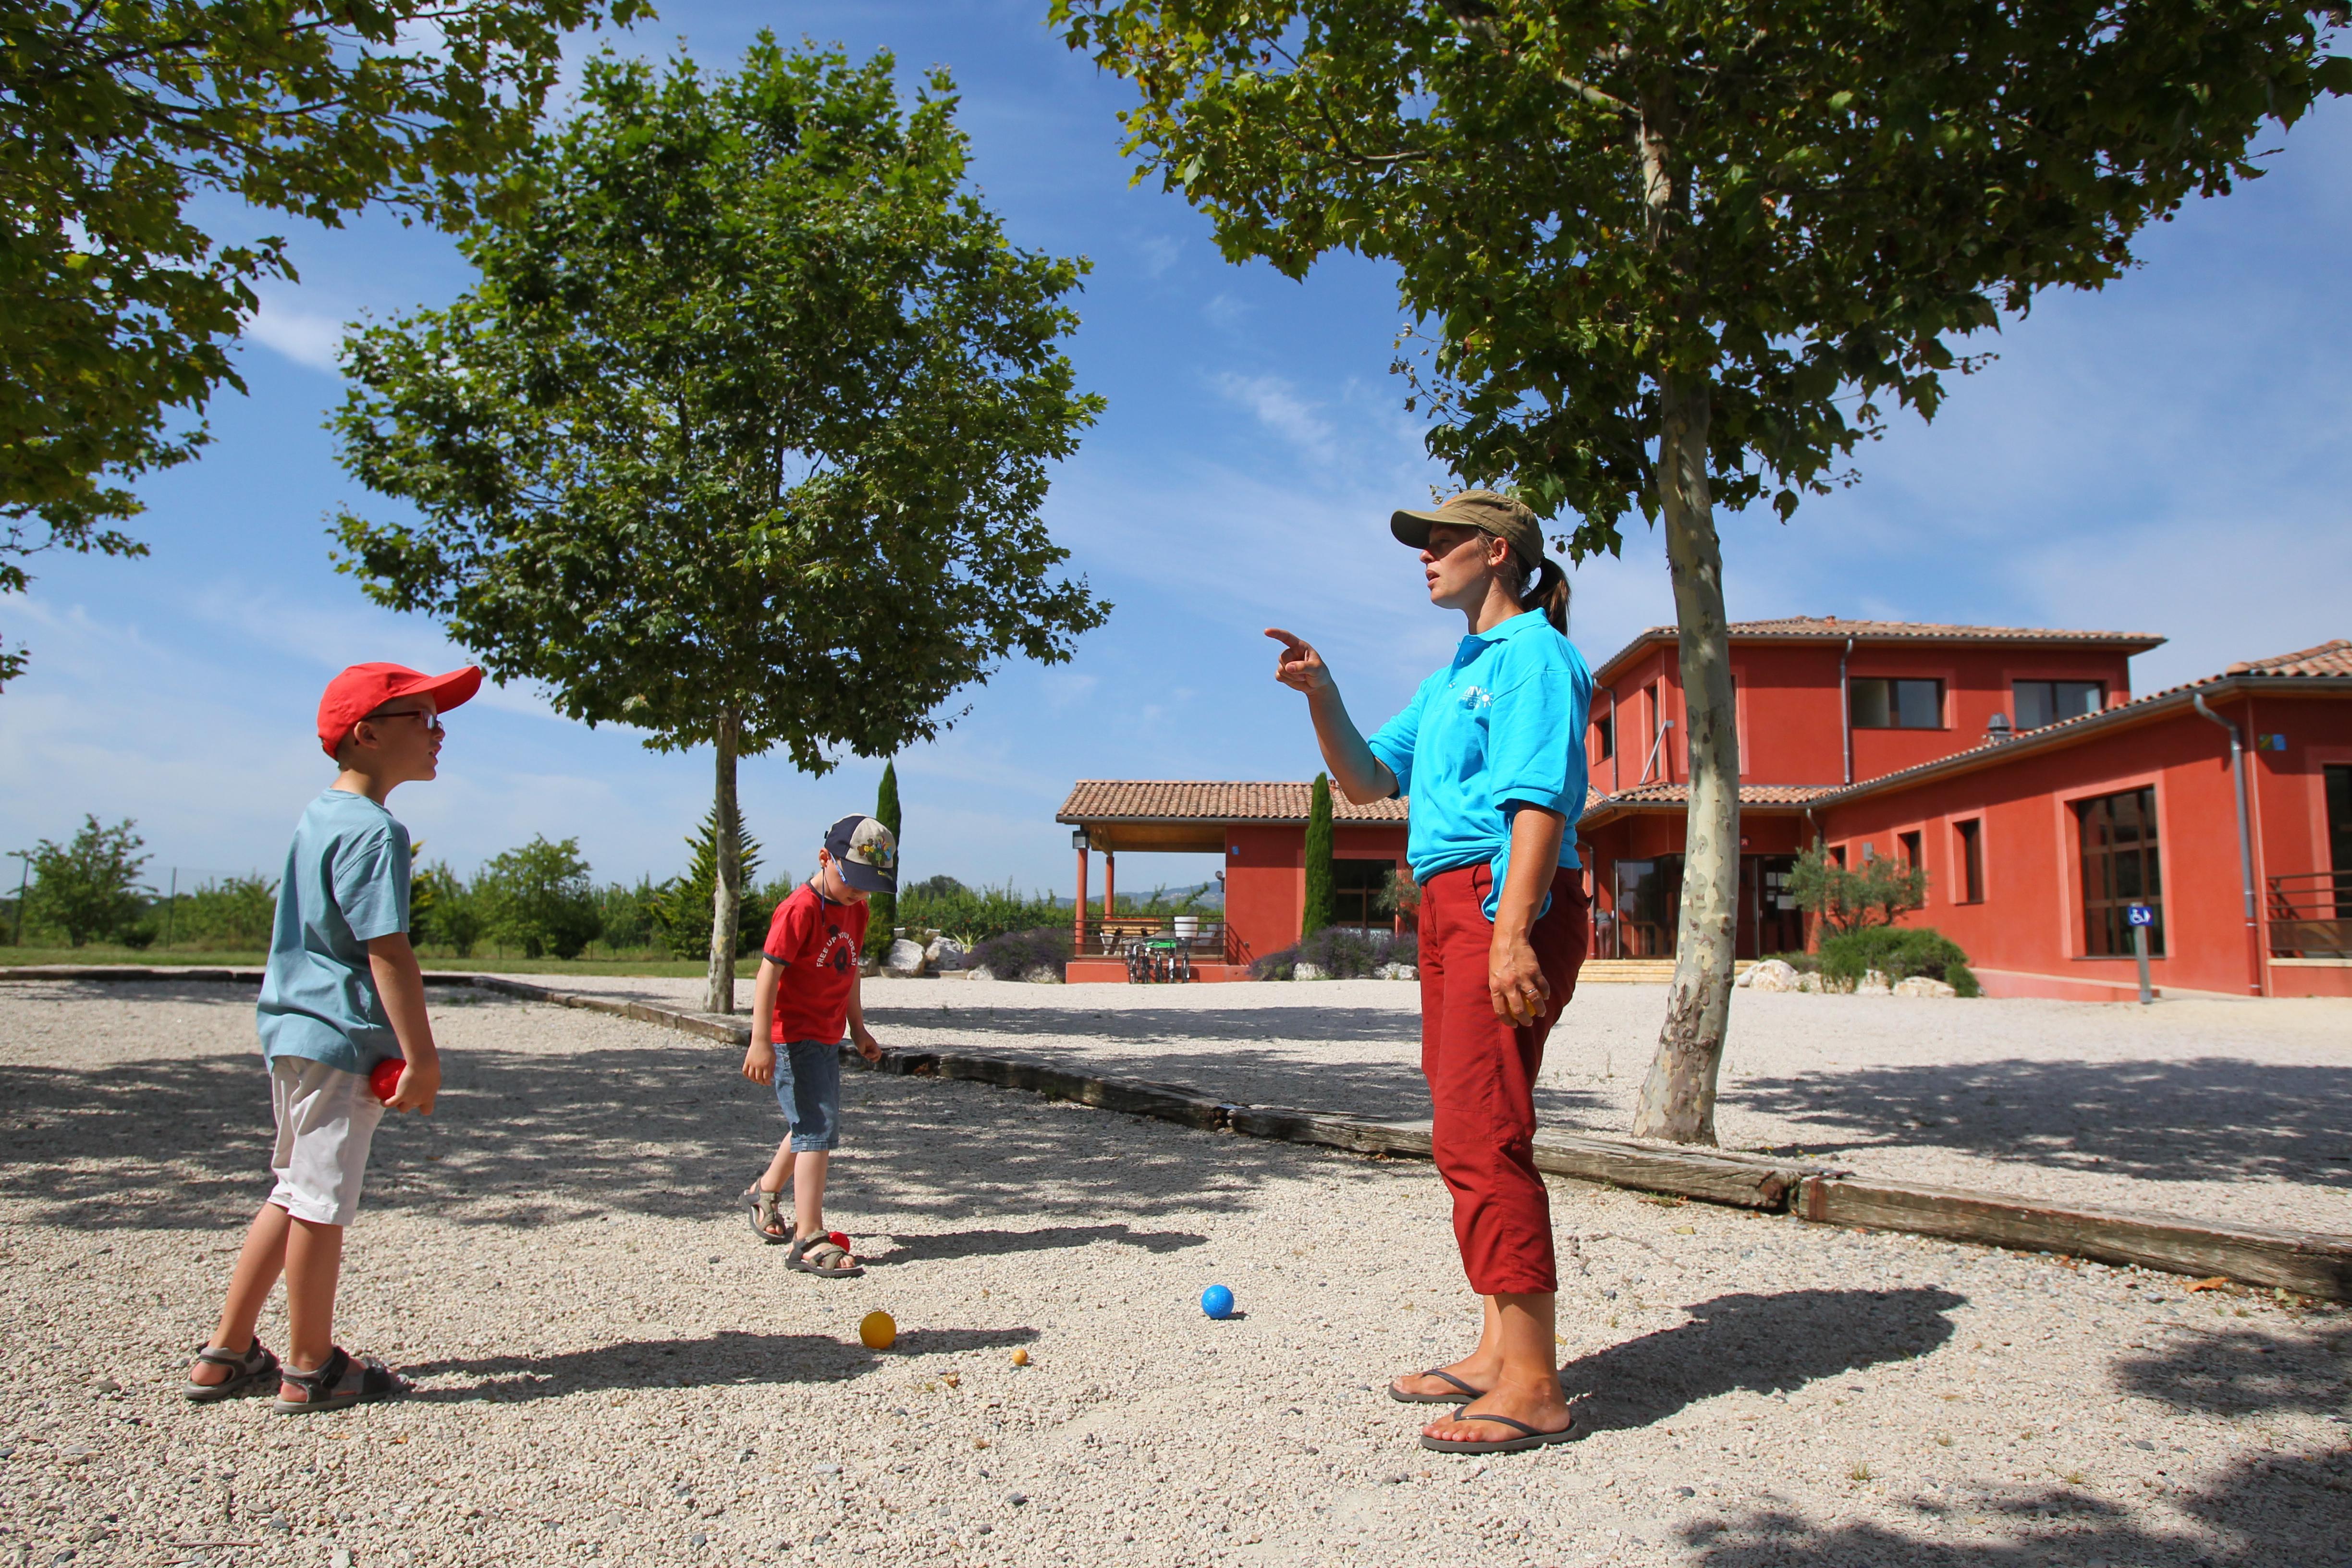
top-left (0, 943), bottom-right (721, 978)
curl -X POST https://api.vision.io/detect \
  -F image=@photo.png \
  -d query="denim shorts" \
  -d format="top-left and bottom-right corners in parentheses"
top-left (772, 1038), bottom-right (843, 1152)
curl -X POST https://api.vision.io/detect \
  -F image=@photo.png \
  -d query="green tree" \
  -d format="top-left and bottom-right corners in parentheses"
top-left (1300, 772), bottom-right (1335, 939)
top-left (649, 808), bottom-right (764, 961)
top-left (331, 38), bottom-right (1109, 1013)
top-left (0, 0), bottom-right (647, 686)
top-left (1055, 0), bottom-right (2348, 1142)
top-left (1787, 841), bottom-right (1926, 938)
top-left (869, 759), bottom-right (903, 950)
top-left (415, 863), bottom-right (484, 957)
top-left (476, 835), bottom-right (601, 960)
top-left (20, 815), bottom-right (149, 945)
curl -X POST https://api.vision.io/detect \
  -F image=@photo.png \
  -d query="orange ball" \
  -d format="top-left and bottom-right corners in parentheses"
top-left (858, 1311), bottom-right (896, 1351)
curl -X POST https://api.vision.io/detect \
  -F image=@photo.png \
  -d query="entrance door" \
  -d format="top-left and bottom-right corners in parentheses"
top-left (1741, 855), bottom-right (1804, 958)
top-left (1612, 856), bottom-right (1682, 957)
top-left (2329, 764), bottom-right (2352, 918)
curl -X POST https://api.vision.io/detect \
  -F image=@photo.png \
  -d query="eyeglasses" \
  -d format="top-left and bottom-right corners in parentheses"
top-left (362, 707), bottom-right (443, 734)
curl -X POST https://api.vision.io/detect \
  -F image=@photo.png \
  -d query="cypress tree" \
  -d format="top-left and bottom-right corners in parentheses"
top-left (871, 760), bottom-right (902, 940)
top-left (1300, 772), bottom-right (1334, 940)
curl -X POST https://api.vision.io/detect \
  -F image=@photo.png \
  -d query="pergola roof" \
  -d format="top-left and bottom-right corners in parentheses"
top-left (1057, 780), bottom-right (1408, 853)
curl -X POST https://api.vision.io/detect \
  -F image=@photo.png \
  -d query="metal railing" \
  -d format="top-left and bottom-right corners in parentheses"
top-left (2266, 871), bottom-right (2352, 958)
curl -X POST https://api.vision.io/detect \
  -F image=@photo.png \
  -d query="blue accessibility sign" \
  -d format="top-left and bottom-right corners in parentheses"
top-left (2127, 904), bottom-right (2156, 928)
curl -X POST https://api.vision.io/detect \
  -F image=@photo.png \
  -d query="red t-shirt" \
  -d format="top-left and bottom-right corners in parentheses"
top-left (762, 882), bottom-right (868, 1044)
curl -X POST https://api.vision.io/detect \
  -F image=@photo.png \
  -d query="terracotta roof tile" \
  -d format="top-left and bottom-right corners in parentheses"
top-left (2226, 638), bottom-right (2352, 678)
top-left (1593, 616), bottom-right (2165, 682)
top-left (1587, 784), bottom-right (1839, 808)
top-left (1057, 781), bottom-right (1410, 824)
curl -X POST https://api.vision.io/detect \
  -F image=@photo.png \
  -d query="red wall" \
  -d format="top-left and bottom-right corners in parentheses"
top-left (1590, 639), bottom-right (2139, 788)
top-left (1220, 823), bottom-right (1409, 964)
top-left (1819, 692), bottom-right (2352, 999)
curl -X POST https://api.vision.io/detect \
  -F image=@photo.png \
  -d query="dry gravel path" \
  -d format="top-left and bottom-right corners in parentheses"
top-left (1, 978), bottom-right (2347, 1568)
top-left (526, 975), bottom-right (2352, 1234)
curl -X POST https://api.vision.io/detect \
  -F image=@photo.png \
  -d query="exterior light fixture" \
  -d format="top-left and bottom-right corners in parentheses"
top-left (1072, 829), bottom-right (1091, 850)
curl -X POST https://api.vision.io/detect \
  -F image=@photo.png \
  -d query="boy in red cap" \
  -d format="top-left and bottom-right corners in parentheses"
top-left (182, 662), bottom-right (480, 1412)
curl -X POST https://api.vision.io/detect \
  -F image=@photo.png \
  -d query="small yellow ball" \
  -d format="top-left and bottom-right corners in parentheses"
top-left (1010, 1348), bottom-right (1030, 1367)
top-left (858, 1311), bottom-right (896, 1351)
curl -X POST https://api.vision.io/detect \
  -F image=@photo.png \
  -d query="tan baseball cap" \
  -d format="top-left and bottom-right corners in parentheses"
top-left (1390, 489), bottom-right (1544, 569)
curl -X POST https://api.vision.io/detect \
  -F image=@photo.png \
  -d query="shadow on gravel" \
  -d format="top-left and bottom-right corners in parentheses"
top-left (1684, 1449), bottom-right (2352, 1567)
top-left (881, 1224), bottom-right (1208, 1262)
top-left (400, 1324), bottom-right (1040, 1401)
top-left (2115, 1322), bottom-right (2352, 1417)
top-left (1728, 1057), bottom-right (2352, 1187)
top-left (1562, 1288), bottom-right (1965, 1434)
top-left (863, 1003), bottom-right (1421, 1048)
top-left (0, 1022), bottom-right (1407, 1231)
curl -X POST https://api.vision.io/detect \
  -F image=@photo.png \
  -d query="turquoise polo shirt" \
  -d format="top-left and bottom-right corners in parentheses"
top-left (256, 789), bottom-right (412, 1073)
top-left (1366, 610), bottom-right (1593, 919)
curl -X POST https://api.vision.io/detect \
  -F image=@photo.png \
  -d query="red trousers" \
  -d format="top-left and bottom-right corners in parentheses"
top-left (1418, 861), bottom-right (1589, 1296)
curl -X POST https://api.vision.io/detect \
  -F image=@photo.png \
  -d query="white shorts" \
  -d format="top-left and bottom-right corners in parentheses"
top-left (265, 1056), bottom-right (386, 1227)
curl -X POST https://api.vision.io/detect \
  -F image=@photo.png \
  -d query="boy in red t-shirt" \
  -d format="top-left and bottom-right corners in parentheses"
top-left (741, 813), bottom-right (897, 1275)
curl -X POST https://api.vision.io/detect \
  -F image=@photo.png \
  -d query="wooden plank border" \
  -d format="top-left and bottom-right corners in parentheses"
top-left (9, 965), bottom-right (2347, 1298)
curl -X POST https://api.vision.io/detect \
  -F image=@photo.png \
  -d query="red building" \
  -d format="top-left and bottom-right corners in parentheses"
top-left (1058, 619), bottom-right (2352, 998)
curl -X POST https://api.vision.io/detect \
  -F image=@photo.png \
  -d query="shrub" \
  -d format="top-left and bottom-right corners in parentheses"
top-left (1819, 926), bottom-right (1971, 991)
top-left (900, 880), bottom-right (1068, 944)
top-left (1946, 962), bottom-right (1982, 998)
top-left (21, 816), bottom-right (149, 946)
top-left (650, 808), bottom-right (765, 959)
top-left (1251, 924), bottom-right (1390, 980)
top-left (477, 836), bottom-right (602, 960)
top-left (1386, 932), bottom-right (1418, 969)
top-left (969, 925), bottom-right (1071, 979)
top-left (1788, 840), bottom-right (1927, 934)
top-left (170, 874), bottom-right (278, 948)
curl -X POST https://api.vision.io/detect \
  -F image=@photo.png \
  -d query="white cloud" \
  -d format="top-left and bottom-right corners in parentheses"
top-left (243, 293), bottom-right (348, 372)
top-left (1209, 372), bottom-right (1337, 464)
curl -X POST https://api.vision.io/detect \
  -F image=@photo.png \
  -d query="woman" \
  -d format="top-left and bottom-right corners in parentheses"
top-left (1266, 488), bottom-right (1592, 1455)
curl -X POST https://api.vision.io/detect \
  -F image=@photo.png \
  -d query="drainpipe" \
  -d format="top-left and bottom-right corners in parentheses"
top-left (2193, 692), bottom-right (2263, 997)
top-left (1638, 719), bottom-right (1675, 786)
top-left (1608, 687), bottom-right (1620, 794)
top-left (1839, 637), bottom-right (1855, 786)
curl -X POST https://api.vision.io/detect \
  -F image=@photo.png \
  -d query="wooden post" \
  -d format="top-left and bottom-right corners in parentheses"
top-left (1074, 842), bottom-right (1089, 954)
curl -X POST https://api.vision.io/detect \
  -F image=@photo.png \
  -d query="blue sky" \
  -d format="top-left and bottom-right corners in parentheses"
top-left (4, 0), bottom-right (2348, 898)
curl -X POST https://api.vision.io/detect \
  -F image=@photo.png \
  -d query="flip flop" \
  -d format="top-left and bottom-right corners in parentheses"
top-left (1418, 1409), bottom-right (1577, 1455)
top-left (1389, 1368), bottom-right (1484, 1405)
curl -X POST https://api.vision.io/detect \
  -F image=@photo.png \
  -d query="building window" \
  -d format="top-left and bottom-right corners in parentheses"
top-left (1955, 819), bottom-right (1984, 904)
top-left (1851, 677), bottom-right (1944, 729)
top-left (1331, 859), bottom-right (1395, 933)
top-left (2077, 786), bottom-right (2163, 957)
top-left (1594, 710), bottom-right (1615, 761)
top-left (1898, 830), bottom-right (1922, 870)
top-left (2014, 680), bottom-right (2105, 731)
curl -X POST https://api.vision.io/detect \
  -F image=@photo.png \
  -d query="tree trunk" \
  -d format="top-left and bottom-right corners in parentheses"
top-left (1632, 371), bottom-right (1740, 1144)
top-left (703, 708), bottom-right (743, 1015)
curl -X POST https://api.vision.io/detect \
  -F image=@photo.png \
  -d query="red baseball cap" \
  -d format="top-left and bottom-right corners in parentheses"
top-left (316, 662), bottom-right (484, 760)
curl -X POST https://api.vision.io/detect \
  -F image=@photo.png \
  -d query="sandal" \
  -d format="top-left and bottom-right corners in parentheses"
top-left (1418, 1408), bottom-right (1577, 1455)
top-left (184, 1337), bottom-right (279, 1402)
top-left (746, 1185), bottom-right (790, 1244)
top-left (787, 1232), bottom-right (863, 1278)
top-left (272, 1347), bottom-right (405, 1415)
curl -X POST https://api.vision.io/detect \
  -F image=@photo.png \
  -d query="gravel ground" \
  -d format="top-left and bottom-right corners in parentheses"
top-left (517, 974), bottom-right (2352, 1234)
top-left (1, 978), bottom-right (2348, 1568)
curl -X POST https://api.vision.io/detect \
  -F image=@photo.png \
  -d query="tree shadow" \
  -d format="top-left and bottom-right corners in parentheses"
top-left (397, 1324), bottom-right (1039, 1402)
top-left (1726, 1058), bottom-right (2352, 1188)
top-left (1685, 1448), bottom-right (2352, 1567)
top-left (0, 998), bottom-right (1406, 1232)
top-left (2113, 1320), bottom-right (2352, 1418)
top-left (1559, 1288), bottom-right (1965, 1435)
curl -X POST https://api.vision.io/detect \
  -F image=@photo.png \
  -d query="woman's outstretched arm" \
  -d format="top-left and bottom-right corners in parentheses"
top-left (1265, 627), bottom-right (1398, 803)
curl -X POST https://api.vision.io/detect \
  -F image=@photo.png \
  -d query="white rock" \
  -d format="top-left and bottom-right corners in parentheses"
top-left (1374, 962), bottom-right (1418, 981)
top-left (1854, 968), bottom-right (1893, 996)
top-left (967, 965), bottom-right (996, 982)
top-left (1020, 965), bottom-right (1063, 984)
top-left (1796, 971), bottom-right (1825, 993)
top-left (925, 936), bottom-right (969, 970)
top-left (882, 938), bottom-right (928, 978)
top-left (1893, 975), bottom-right (1958, 998)
top-left (1742, 958), bottom-right (1801, 993)
top-left (1293, 962), bottom-right (1326, 981)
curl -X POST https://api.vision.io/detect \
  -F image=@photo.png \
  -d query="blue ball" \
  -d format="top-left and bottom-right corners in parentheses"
top-left (1200, 1284), bottom-right (1235, 1320)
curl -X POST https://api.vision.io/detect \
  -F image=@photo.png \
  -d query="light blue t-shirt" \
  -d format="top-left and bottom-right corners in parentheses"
top-left (256, 789), bottom-right (412, 1073)
top-left (1366, 610), bottom-right (1593, 919)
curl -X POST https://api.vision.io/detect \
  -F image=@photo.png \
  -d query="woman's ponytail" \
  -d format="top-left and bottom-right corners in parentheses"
top-left (1519, 554), bottom-right (1571, 635)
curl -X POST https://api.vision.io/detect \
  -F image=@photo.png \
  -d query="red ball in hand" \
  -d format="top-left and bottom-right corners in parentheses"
top-left (370, 1058), bottom-right (405, 1102)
